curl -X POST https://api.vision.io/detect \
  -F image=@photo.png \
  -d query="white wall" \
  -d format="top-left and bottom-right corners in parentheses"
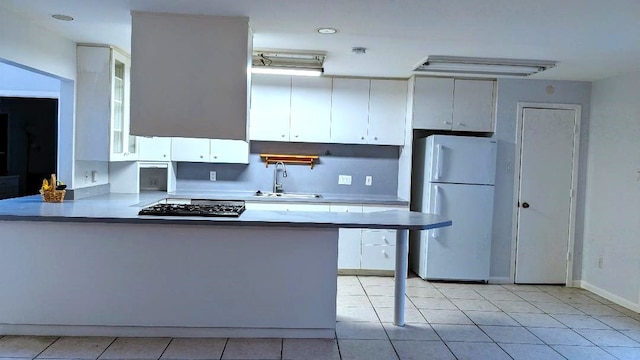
top-left (491, 79), bottom-right (592, 282)
top-left (0, 62), bottom-right (60, 96)
top-left (581, 71), bottom-right (640, 308)
top-left (0, 7), bottom-right (76, 80)
top-left (0, 6), bottom-right (77, 188)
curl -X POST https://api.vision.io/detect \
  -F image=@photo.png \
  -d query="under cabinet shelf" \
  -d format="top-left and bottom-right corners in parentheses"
top-left (259, 154), bottom-right (319, 169)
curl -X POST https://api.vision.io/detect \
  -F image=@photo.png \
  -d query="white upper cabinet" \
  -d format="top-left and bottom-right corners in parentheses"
top-left (290, 77), bottom-right (332, 143)
top-left (138, 137), bottom-right (171, 161)
top-left (249, 74), bottom-right (291, 141)
top-left (368, 79), bottom-right (407, 145)
top-left (412, 77), bottom-right (455, 130)
top-left (249, 76), bottom-right (407, 146)
top-left (330, 78), bottom-right (407, 145)
top-left (210, 140), bottom-right (249, 164)
top-left (170, 138), bottom-right (249, 164)
top-left (75, 45), bottom-right (137, 162)
top-left (130, 12), bottom-right (251, 141)
top-left (412, 77), bottom-right (495, 132)
top-left (170, 137), bottom-right (210, 162)
top-left (452, 79), bottom-right (496, 132)
top-left (330, 78), bottom-right (370, 144)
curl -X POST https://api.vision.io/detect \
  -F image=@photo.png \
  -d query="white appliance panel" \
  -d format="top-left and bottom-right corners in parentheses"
top-left (423, 135), bottom-right (497, 185)
top-left (419, 183), bottom-right (494, 281)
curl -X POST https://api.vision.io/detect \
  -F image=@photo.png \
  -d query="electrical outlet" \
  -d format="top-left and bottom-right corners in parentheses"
top-left (84, 171), bottom-right (89, 184)
top-left (91, 170), bottom-right (98, 183)
top-left (338, 175), bottom-right (352, 185)
top-left (365, 176), bottom-right (373, 186)
top-left (597, 256), bottom-right (604, 269)
top-left (505, 161), bottom-right (513, 174)
top-left (209, 171), bottom-right (217, 181)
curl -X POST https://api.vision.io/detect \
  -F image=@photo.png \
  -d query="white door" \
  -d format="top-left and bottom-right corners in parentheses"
top-left (515, 107), bottom-right (577, 284)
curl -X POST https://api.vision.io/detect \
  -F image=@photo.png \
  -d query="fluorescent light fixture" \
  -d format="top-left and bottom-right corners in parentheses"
top-left (252, 50), bottom-right (325, 76)
top-left (415, 56), bottom-right (557, 76)
top-left (251, 67), bottom-right (323, 77)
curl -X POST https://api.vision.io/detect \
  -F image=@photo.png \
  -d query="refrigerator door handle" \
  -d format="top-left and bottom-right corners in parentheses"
top-left (432, 185), bottom-right (441, 239)
top-left (434, 144), bottom-right (444, 180)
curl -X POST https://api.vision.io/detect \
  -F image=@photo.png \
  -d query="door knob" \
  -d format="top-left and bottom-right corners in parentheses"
top-left (521, 202), bottom-right (530, 208)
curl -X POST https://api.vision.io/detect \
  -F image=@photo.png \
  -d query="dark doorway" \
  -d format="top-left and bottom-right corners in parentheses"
top-left (0, 97), bottom-right (58, 196)
top-left (0, 114), bottom-right (7, 175)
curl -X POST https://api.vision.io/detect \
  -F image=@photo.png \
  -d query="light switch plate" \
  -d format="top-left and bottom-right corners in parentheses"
top-left (365, 176), bottom-right (373, 186)
top-left (338, 175), bottom-right (352, 185)
top-left (209, 171), bottom-right (217, 181)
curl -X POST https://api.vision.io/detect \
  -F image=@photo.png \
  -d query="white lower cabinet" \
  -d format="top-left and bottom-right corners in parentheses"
top-left (248, 201), bottom-right (407, 272)
top-left (361, 245), bottom-right (396, 270)
top-left (330, 205), bottom-right (363, 270)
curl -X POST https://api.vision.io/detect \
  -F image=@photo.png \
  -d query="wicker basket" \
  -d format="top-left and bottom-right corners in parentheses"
top-left (40, 189), bottom-right (66, 203)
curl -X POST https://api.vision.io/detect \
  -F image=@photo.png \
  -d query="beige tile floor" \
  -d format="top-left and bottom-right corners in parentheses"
top-left (1, 275), bottom-right (640, 359)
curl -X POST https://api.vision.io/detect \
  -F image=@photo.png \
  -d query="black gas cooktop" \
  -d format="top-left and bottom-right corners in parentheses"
top-left (138, 200), bottom-right (246, 217)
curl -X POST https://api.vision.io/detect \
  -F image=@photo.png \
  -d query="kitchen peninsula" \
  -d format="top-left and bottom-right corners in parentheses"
top-left (0, 193), bottom-right (450, 338)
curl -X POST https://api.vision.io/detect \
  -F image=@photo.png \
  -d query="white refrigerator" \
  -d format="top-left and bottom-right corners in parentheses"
top-left (410, 135), bottom-right (497, 281)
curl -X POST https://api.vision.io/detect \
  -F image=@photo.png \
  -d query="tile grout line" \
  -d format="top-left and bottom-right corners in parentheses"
top-left (156, 337), bottom-right (173, 360)
top-left (32, 336), bottom-right (60, 360)
top-left (218, 338), bottom-right (229, 360)
top-left (96, 336), bottom-right (118, 360)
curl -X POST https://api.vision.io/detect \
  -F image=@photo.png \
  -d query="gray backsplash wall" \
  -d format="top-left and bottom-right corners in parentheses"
top-left (177, 142), bottom-right (400, 196)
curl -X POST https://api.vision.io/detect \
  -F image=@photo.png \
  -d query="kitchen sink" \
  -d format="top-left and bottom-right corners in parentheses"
top-left (254, 191), bottom-right (322, 199)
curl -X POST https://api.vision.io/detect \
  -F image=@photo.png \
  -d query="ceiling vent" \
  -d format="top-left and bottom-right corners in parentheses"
top-left (252, 50), bottom-right (325, 76)
top-left (414, 56), bottom-right (557, 77)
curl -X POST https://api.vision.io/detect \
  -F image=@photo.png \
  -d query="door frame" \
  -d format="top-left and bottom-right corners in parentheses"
top-left (510, 102), bottom-right (582, 285)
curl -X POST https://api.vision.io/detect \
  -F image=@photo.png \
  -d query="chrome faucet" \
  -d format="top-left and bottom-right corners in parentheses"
top-left (272, 161), bottom-right (288, 193)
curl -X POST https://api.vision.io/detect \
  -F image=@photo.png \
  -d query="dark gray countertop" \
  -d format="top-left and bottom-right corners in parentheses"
top-left (0, 193), bottom-right (449, 231)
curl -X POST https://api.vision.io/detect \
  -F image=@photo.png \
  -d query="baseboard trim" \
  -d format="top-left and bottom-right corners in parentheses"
top-left (488, 276), bottom-right (511, 284)
top-left (577, 280), bottom-right (640, 313)
top-left (0, 324), bottom-right (335, 339)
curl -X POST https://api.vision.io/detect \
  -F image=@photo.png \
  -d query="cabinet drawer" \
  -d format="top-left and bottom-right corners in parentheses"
top-left (361, 245), bottom-right (396, 270)
top-left (361, 229), bottom-right (396, 246)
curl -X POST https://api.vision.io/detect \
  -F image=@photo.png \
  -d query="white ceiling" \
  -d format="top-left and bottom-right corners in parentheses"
top-left (2, 0), bottom-right (640, 81)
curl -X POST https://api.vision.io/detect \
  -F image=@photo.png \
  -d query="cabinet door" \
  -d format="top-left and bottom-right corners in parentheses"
top-left (368, 79), bottom-right (407, 145)
top-left (452, 79), bottom-right (495, 132)
top-left (412, 77), bottom-right (454, 130)
top-left (170, 137), bottom-right (209, 162)
top-left (76, 46), bottom-right (111, 161)
top-left (361, 245), bottom-right (396, 270)
top-left (110, 49), bottom-right (138, 161)
top-left (249, 74), bottom-right (291, 141)
top-left (210, 139), bottom-right (249, 164)
top-left (330, 78), bottom-right (369, 144)
top-left (138, 137), bottom-right (171, 161)
top-left (290, 77), bottom-right (332, 143)
top-left (331, 204), bottom-right (363, 270)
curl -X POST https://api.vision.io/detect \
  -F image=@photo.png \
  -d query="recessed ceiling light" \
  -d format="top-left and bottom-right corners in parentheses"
top-left (316, 27), bottom-right (338, 34)
top-left (51, 14), bottom-right (74, 21)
